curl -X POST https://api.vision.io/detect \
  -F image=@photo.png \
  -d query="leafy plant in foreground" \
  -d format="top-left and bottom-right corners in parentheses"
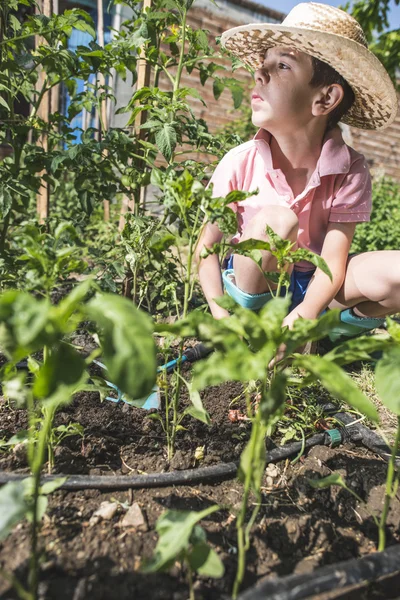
top-left (143, 505), bottom-right (224, 600)
top-left (158, 225), bottom-right (393, 596)
top-left (0, 282), bottom-right (157, 600)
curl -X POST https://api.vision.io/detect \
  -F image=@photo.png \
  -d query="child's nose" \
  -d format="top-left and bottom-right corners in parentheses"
top-left (254, 68), bottom-right (270, 85)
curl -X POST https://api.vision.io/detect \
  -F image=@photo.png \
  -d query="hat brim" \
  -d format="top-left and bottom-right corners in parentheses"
top-left (221, 23), bottom-right (398, 130)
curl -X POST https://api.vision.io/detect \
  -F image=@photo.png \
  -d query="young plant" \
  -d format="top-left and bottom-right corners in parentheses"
top-left (150, 175), bottom-right (256, 458)
top-left (143, 505), bottom-right (224, 600)
top-left (158, 225), bottom-right (391, 596)
top-left (0, 282), bottom-right (157, 600)
top-left (121, 212), bottom-right (181, 314)
top-left (1, 220), bottom-right (87, 296)
top-left (0, 417), bottom-right (84, 474)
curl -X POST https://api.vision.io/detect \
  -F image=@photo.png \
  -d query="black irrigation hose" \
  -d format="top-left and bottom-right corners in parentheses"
top-left (333, 410), bottom-right (400, 467)
top-left (0, 432), bottom-right (330, 490)
top-left (0, 410), bottom-right (397, 490)
top-left (237, 542), bottom-right (400, 600)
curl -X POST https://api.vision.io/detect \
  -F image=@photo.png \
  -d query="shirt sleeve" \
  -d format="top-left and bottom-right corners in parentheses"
top-left (207, 150), bottom-right (238, 213)
top-left (329, 155), bottom-right (372, 223)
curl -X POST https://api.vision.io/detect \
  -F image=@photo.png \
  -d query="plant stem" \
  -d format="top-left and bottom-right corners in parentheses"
top-left (28, 345), bottom-right (55, 600)
top-left (0, 568), bottom-right (32, 600)
top-left (186, 558), bottom-right (195, 600)
top-left (173, 9), bottom-right (187, 97)
top-left (378, 416), bottom-right (400, 552)
top-left (29, 404), bottom-right (55, 600)
top-left (233, 416), bottom-right (262, 599)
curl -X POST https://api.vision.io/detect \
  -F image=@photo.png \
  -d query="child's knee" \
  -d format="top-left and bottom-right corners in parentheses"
top-left (244, 205), bottom-right (298, 241)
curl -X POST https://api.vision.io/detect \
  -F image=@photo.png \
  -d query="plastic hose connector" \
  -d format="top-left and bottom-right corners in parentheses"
top-left (325, 428), bottom-right (342, 448)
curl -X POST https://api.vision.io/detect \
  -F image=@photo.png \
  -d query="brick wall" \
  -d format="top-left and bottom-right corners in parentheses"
top-left (349, 114), bottom-right (400, 181)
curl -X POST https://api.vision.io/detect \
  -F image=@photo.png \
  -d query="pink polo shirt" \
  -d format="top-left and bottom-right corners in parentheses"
top-left (209, 127), bottom-right (372, 271)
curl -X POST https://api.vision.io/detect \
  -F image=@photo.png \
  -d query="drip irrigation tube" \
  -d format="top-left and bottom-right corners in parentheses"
top-left (237, 542), bottom-right (400, 600)
top-left (0, 409), bottom-right (397, 491)
top-left (0, 431), bottom-right (331, 490)
top-left (333, 410), bottom-right (400, 466)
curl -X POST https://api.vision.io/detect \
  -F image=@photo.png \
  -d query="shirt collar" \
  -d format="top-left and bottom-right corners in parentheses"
top-left (253, 126), bottom-right (351, 177)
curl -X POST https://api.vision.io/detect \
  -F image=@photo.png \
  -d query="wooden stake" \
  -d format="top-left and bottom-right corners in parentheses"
top-left (97, 0), bottom-right (110, 221)
top-left (35, 0), bottom-right (52, 223)
top-left (118, 0), bottom-right (152, 231)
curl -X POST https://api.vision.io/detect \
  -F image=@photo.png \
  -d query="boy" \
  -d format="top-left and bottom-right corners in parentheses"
top-left (195, 2), bottom-right (399, 342)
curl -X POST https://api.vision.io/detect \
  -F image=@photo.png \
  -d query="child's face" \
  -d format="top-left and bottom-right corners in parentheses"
top-left (251, 47), bottom-right (319, 132)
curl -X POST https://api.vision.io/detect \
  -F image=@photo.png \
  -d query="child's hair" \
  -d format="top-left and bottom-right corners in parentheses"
top-left (309, 56), bottom-right (355, 130)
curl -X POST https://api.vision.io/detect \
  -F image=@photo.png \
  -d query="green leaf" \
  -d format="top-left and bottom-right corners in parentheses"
top-left (375, 347), bottom-right (400, 415)
top-left (195, 30), bottom-right (209, 51)
top-left (288, 249), bottom-right (332, 279)
top-left (386, 317), bottom-right (400, 343)
top-left (0, 292), bottom-right (52, 360)
top-left (188, 543), bottom-right (224, 578)
top-left (155, 124), bottom-right (177, 162)
top-left (284, 310), bottom-right (342, 354)
top-left (56, 278), bottom-right (93, 325)
top-left (85, 294), bottom-right (157, 399)
top-left (27, 495), bottom-right (48, 523)
top-left (74, 19), bottom-right (96, 39)
top-left (238, 419), bottom-right (267, 492)
top-left (230, 84), bottom-right (243, 109)
top-left (142, 505), bottom-right (220, 573)
top-left (308, 472), bottom-right (347, 489)
top-left (294, 354), bottom-right (379, 422)
top-left (40, 477), bottom-right (67, 495)
top-left (184, 387), bottom-right (210, 425)
top-left (0, 480), bottom-right (30, 540)
top-left (33, 343), bottom-right (86, 399)
top-left (0, 184), bottom-right (12, 219)
top-left (213, 79), bottom-right (224, 100)
top-left (1, 430), bottom-right (29, 446)
top-left (259, 371), bottom-right (287, 424)
top-left (323, 333), bottom-right (391, 366)
top-left (0, 96), bottom-right (10, 111)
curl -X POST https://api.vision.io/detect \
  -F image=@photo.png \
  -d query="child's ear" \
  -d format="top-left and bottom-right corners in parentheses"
top-left (312, 84), bottom-right (344, 117)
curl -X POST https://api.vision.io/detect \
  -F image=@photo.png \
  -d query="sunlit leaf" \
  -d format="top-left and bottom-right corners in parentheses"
top-left (375, 347), bottom-right (400, 415)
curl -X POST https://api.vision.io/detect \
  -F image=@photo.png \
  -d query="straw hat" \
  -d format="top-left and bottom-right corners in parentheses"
top-left (221, 2), bottom-right (398, 130)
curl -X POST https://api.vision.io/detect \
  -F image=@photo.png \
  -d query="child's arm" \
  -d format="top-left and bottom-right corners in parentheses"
top-left (289, 221), bottom-right (357, 322)
top-left (195, 220), bottom-right (230, 320)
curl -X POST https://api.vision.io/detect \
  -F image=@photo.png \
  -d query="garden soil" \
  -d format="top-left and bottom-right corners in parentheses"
top-left (1, 366), bottom-right (400, 599)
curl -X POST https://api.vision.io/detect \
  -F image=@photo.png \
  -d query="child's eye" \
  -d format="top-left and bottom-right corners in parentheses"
top-left (278, 62), bottom-right (290, 70)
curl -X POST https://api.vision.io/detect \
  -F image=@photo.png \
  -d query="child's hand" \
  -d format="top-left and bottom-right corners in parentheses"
top-left (212, 306), bottom-right (230, 320)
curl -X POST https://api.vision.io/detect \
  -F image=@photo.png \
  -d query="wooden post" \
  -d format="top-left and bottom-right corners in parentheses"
top-left (118, 0), bottom-right (152, 231)
top-left (120, 0), bottom-right (152, 300)
top-left (97, 0), bottom-right (110, 221)
top-left (35, 0), bottom-right (52, 223)
top-left (135, 0), bottom-right (152, 212)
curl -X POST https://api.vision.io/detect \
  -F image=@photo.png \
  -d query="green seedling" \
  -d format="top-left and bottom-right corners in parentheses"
top-left (0, 281), bottom-right (157, 600)
top-left (143, 505), bottom-right (224, 600)
top-left (0, 420), bottom-right (84, 474)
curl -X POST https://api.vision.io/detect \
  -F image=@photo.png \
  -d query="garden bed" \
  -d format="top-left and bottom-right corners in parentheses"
top-left (1, 373), bottom-right (400, 600)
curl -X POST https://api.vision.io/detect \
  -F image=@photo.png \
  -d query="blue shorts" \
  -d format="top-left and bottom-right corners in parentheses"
top-left (222, 255), bottom-right (315, 312)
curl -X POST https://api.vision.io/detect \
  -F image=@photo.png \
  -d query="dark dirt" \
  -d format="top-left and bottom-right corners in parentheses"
top-left (1, 362), bottom-right (400, 600)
